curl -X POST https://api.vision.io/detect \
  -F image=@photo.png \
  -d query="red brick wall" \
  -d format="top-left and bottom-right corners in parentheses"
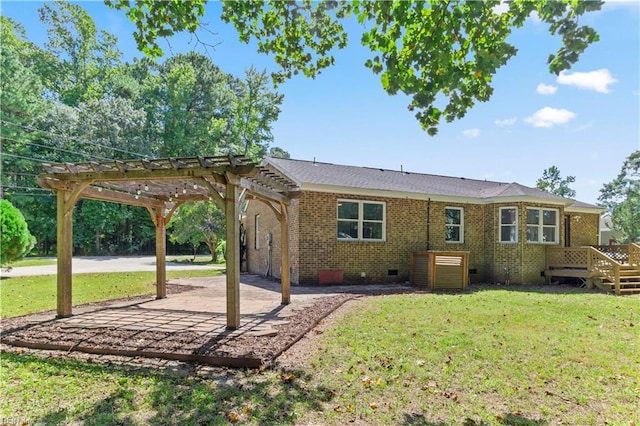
top-left (568, 213), bottom-right (600, 247)
top-left (245, 191), bottom-right (600, 286)
top-left (245, 199), bottom-right (300, 283)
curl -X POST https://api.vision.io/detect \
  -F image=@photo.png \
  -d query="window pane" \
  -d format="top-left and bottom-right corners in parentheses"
top-left (363, 222), bottom-right (382, 239)
top-left (543, 210), bottom-right (557, 226)
top-left (526, 225), bottom-right (539, 242)
top-left (337, 221), bottom-right (358, 238)
top-left (501, 208), bottom-right (516, 225)
top-left (543, 227), bottom-right (556, 242)
top-left (338, 202), bottom-right (359, 220)
top-left (501, 226), bottom-right (516, 242)
top-left (446, 226), bottom-right (460, 242)
top-left (363, 203), bottom-right (383, 221)
top-left (445, 208), bottom-right (461, 225)
top-left (526, 209), bottom-right (539, 225)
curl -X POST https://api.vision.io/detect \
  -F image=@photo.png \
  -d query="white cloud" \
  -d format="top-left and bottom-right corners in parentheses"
top-left (463, 128), bottom-right (480, 138)
top-left (492, 1), bottom-right (510, 14)
top-left (524, 107), bottom-right (576, 128)
top-left (536, 83), bottom-right (558, 95)
top-left (495, 117), bottom-right (517, 127)
top-left (557, 69), bottom-right (617, 93)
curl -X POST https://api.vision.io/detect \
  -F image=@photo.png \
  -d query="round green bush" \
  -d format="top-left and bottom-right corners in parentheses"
top-left (1, 199), bottom-right (36, 266)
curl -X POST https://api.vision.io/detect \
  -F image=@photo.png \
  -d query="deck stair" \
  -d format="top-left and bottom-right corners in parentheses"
top-left (546, 244), bottom-right (640, 295)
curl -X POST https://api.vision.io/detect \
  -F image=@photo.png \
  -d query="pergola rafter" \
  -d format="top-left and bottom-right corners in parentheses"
top-left (37, 155), bottom-right (300, 329)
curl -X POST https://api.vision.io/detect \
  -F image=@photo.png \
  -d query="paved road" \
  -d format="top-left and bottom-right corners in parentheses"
top-left (1, 256), bottom-right (220, 277)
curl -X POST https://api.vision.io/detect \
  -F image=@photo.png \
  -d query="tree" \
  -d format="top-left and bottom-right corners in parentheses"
top-left (107, 0), bottom-right (602, 135)
top-left (168, 202), bottom-right (226, 262)
top-left (157, 52), bottom-right (234, 157)
top-left (598, 151), bottom-right (640, 244)
top-left (39, 1), bottom-right (121, 105)
top-left (0, 17), bottom-right (48, 197)
top-left (0, 200), bottom-right (36, 266)
top-left (269, 146), bottom-right (290, 159)
top-left (536, 166), bottom-right (576, 198)
top-left (217, 67), bottom-right (284, 160)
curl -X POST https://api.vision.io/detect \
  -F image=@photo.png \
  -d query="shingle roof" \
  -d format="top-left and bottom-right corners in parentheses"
top-left (265, 157), bottom-right (596, 209)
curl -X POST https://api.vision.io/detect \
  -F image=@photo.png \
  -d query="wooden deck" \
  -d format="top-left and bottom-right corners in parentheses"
top-left (546, 244), bottom-right (640, 295)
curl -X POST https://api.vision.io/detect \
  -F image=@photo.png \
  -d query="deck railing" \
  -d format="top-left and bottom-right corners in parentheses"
top-left (546, 247), bottom-right (590, 270)
top-left (593, 245), bottom-right (629, 264)
top-left (588, 247), bottom-right (622, 295)
top-left (629, 243), bottom-right (640, 266)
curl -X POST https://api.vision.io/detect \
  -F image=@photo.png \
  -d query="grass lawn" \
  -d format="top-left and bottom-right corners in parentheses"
top-left (0, 269), bottom-right (222, 318)
top-left (167, 254), bottom-right (223, 266)
top-left (5, 258), bottom-right (57, 268)
top-left (1, 287), bottom-right (638, 425)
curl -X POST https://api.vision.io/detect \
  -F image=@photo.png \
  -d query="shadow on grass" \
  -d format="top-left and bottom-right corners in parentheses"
top-left (7, 353), bottom-right (332, 425)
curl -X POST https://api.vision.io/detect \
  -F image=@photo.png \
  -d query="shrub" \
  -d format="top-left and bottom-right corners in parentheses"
top-left (1, 199), bottom-right (36, 266)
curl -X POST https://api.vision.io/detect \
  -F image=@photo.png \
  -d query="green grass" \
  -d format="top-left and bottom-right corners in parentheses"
top-left (6, 258), bottom-right (57, 267)
top-left (0, 269), bottom-right (221, 318)
top-left (167, 255), bottom-right (224, 266)
top-left (1, 288), bottom-right (638, 425)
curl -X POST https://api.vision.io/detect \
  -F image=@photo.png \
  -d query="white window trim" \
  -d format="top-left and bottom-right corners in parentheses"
top-left (254, 214), bottom-right (260, 250)
top-left (526, 207), bottom-right (560, 244)
top-left (445, 206), bottom-right (464, 244)
top-left (337, 199), bottom-right (386, 241)
top-left (499, 206), bottom-right (518, 243)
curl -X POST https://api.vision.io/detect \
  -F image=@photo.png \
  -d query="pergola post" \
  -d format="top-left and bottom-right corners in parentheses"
top-left (56, 189), bottom-right (74, 317)
top-left (155, 212), bottom-right (167, 299)
top-left (225, 178), bottom-right (240, 329)
top-left (280, 202), bottom-right (290, 305)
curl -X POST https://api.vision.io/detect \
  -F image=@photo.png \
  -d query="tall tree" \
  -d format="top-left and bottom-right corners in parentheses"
top-left (107, 0), bottom-right (602, 135)
top-left (216, 67), bottom-right (284, 160)
top-left (598, 151), bottom-right (640, 244)
top-left (0, 17), bottom-right (48, 197)
top-left (39, 1), bottom-right (121, 105)
top-left (158, 52), bottom-right (234, 157)
top-left (536, 166), bottom-right (576, 198)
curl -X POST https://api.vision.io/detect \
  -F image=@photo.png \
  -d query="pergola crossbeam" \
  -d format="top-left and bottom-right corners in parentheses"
top-left (37, 155), bottom-right (299, 329)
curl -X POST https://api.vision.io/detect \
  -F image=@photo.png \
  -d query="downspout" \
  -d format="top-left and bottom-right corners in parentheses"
top-left (427, 198), bottom-right (431, 251)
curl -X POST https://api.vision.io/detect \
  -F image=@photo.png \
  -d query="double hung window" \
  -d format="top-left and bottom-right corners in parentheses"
top-left (337, 200), bottom-right (385, 241)
top-left (499, 207), bottom-right (518, 243)
top-left (445, 207), bottom-right (464, 243)
top-left (526, 208), bottom-right (559, 244)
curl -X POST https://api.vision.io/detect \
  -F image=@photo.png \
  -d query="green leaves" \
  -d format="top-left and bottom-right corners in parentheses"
top-left (220, 0), bottom-right (602, 135)
top-left (106, 0), bottom-right (603, 135)
top-left (536, 166), bottom-right (577, 198)
top-left (0, 200), bottom-right (36, 266)
top-left (598, 151), bottom-right (640, 243)
top-left (221, 1), bottom-right (351, 85)
top-left (105, 0), bottom-right (207, 58)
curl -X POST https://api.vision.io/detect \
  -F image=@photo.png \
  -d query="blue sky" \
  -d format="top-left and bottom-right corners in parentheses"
top-left (2, 1), bottom-right (639, 205)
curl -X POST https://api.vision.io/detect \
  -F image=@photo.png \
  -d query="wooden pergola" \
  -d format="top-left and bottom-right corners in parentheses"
top-left (37, 155), bottom-right (300, 329)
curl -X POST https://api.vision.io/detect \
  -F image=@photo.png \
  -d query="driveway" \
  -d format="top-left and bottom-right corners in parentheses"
top-left (1, 256), bottom-right (218, 277)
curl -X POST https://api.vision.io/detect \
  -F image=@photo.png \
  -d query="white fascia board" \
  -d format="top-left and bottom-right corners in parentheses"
top-left (300, 183), bottom-right (586, 207)
top-left (482, 196), bottom-right (570, 206)
top-left (565, 206), bottom-right (607, 214)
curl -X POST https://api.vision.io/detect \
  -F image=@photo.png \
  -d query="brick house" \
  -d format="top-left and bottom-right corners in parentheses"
top-left (244, 158), bottom-right (602, 286)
